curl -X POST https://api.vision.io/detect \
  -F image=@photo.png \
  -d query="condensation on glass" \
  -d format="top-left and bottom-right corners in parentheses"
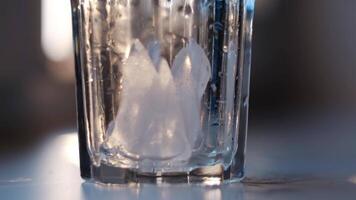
top-left (71, 0), bottom-right (255, 184)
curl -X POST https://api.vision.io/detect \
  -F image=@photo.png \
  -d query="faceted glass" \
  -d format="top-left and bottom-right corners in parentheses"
top-left (71, 0), bottom-right (255, 184)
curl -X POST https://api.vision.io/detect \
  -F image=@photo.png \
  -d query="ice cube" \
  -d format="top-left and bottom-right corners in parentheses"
top-left (106, 40), bottom-right (157, 152)
top-left (137, 59), bottom-right (190, 160)
top-left (107, 40), bottom-right (190, 160)
top-left (171, 40), bottom-right (211, 147)
top-left (172, 40), bottom-right (211, 99)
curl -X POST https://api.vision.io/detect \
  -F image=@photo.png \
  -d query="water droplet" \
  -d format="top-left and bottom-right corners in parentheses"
top-left (177, 5), bottom-right (184, 12)
top-left (183, 40), bottom-right (189, 47)
top-left (211, 84), bottom-right (217, 92)
top-left (211, 121), bottom-right (220, 126)
top-left (223, 45), bottom-right (228, 53)
top-left (177, 4), bottom-right (193, 17)
top-left (243, 96), bottom-right (249, 107)
top-left (184, 5), bottom-right (192, 16)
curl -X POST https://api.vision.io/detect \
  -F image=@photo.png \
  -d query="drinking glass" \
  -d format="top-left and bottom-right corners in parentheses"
top-left (71, 0), bottom-right (255, 184)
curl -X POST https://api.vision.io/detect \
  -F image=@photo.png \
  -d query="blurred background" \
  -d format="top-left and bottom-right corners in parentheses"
top-left (0, 0), bottom-right (355, 160)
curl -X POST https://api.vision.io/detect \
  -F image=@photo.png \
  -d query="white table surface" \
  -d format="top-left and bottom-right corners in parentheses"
top-left (1, 111), bottom-right (356, 199)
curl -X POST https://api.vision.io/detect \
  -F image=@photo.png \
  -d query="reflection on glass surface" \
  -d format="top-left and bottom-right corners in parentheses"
top-left (80, 181), bottom-right (245, 200)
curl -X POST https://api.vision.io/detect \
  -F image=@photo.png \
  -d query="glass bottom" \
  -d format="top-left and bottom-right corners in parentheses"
top-left (89, 163), bottom-right (244, 184)
top-left (100, 142), bottom-right (234, 172)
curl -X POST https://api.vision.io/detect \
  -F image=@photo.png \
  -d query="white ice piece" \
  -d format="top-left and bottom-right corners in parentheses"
top-left (106, 40), bottom-right (156, 154)
top-left (107, 40), bottom-right (190, 160)
top-left (171, 40), bottom-right (211, 147)
top-left (138, 59), bottom-right (190, 160)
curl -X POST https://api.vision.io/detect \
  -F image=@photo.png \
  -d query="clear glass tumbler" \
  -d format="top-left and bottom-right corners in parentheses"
top-left (71, 0), bottom-right (255, 184)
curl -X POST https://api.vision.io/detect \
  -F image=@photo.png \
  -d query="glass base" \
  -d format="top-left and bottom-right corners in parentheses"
top-left (88, 163), bottom-right (244, 184)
